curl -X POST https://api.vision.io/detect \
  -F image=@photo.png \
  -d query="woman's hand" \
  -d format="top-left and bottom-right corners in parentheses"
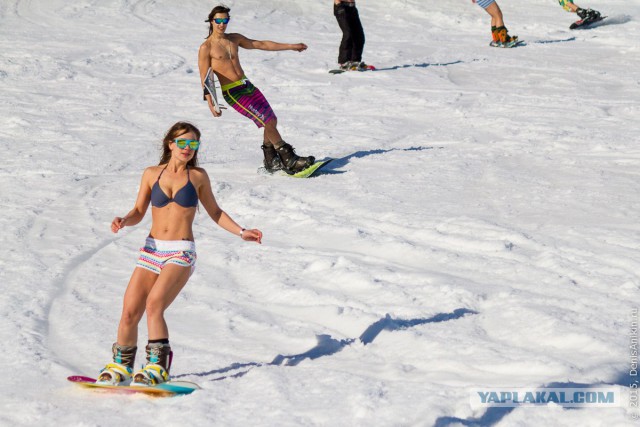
top-left (111, 217), bottom-right (127, 233)
top-left (240, 228), bottom-right (263, 244)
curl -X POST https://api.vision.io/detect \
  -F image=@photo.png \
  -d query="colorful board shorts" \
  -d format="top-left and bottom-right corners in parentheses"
top-left (136, 237), bottom-right (197, 276)
top-left (221, 77), bottom-right (277, 128)
top-left (473, 0), bottom-right (496, 9)
top-left (557, 0), bottom-right (575, 12)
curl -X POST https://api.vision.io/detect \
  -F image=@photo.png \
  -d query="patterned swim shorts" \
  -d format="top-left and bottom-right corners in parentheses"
top-left (136, 238), bottom-right (197, 275)
top-left (222, 77), bottom-right (277, 128)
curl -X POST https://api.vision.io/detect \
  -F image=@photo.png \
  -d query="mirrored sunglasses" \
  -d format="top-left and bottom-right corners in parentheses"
top-left (174, 139), bottom-right (200, 150)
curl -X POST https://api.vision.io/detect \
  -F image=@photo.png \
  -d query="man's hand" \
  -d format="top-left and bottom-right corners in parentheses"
top-left (208, 101), bottom-right (222, 117)
top-left (292, 43), bottom-right (308, 52)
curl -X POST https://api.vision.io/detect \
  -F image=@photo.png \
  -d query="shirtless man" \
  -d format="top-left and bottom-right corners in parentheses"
top-left (198, 5), bottom-right (314, 174)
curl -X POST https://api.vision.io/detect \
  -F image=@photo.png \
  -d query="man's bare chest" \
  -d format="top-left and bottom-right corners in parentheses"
top-left (209, 39), bottom-right (234, 61)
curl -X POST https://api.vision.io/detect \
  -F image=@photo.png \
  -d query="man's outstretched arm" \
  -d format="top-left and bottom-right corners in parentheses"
top-left (235, 34), bottom-right (307, 52)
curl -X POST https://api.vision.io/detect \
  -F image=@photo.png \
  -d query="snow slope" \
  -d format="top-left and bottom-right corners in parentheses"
top-left (0, 0), bottom-right (638, 425)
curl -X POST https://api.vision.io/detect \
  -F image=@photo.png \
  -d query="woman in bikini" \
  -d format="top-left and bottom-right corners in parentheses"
top-left (97, 121), bottom-right (262, 386)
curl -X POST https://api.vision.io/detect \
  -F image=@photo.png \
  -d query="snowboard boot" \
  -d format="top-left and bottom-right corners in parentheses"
top-left (353, 61), bottom-right (369, 71)
top-left (97, 343), bottom-right (137, 385)
top-left (491, 26), bottom-right (518, 46)
top-left (491, 26), bottom-right (499, 43)
top-left (261, 144), bottom-right (284, 173)
top-left (577, 8), bottom-right (600, 21)
top-left (339, 61), bottom-right (353, 71)
top-left (132, 342), bottom-right (171, 386)
top-left (275, 142), bottom-right (315, 175)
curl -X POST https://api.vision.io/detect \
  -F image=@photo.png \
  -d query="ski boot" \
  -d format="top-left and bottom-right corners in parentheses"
top-left (275, 142), bottom-right (315, 175)
top-left (132, 342), bottom-right (171, 386)
top-left (491, 26), bottom-right (518, 47)
top-left (261, 144), bottom-right (283, 173)
top-left (96, 343), bottom-right (137, 385)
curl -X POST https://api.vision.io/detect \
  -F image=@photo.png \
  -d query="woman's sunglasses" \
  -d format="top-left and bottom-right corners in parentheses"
top-left (213, 18), bottom-right (230, 24)
top-left (174, 139), bottom-right (200, 150)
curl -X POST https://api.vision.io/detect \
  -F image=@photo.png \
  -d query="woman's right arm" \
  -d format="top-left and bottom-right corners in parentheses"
top-left (111, 168), bottom-right (153, 233)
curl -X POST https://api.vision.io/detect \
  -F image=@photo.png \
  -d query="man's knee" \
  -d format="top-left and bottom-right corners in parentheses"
top-left (265, 118), bottom-right (278, 129)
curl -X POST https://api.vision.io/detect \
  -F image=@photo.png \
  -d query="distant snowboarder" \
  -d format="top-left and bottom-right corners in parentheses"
top-left (557, 0), bottom-right (604, 29)
top-left (333, 0), bottom-right (370, 71)
top-left (472, 0), bottom-right (519, 47)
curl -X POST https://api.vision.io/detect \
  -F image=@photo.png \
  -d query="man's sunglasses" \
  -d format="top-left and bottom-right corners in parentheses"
top-left (174, 139), bottom-right (200, 150)
top-left (213, 18), bottom-right (230, 24)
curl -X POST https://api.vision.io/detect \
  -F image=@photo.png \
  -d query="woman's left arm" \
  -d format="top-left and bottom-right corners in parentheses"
top-left (197, 169), bottom-right (262, 243)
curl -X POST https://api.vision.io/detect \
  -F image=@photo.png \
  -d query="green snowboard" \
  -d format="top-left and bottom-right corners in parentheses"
top-left (287, 159), bottom-right (333, 178)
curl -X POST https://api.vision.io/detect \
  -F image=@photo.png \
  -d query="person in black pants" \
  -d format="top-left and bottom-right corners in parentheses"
top-left (333, 0), bottom-right (367, 71)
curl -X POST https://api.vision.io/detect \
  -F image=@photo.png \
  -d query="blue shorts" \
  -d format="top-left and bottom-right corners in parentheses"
top-left (474, 0), bottom-right (496, 9)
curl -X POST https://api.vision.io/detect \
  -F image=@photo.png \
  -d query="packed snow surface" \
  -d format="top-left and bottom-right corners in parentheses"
top-left (1, 0), bottom-right (638, 425)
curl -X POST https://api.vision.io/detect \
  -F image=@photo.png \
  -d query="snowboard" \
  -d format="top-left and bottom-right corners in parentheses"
top-left (570, 15), bottom-right (606, 30)
top-left (329, 65), bottom-right (376, 74)
top-left (67, 375), bottom-right (200, 396)
top-left (259, 159), bottom-right (333, 178)
top-left (489, 39), bottom-right (525, 48)
top-left (288, 158), bottom-right (333, 178)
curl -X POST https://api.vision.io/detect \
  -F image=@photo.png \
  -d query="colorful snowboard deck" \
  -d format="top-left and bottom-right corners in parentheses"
top-left (67, 375), bottom-right (200, 397)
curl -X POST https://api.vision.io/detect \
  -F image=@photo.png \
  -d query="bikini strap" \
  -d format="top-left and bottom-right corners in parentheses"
top-left (156, 164), bottom-right (169, 182)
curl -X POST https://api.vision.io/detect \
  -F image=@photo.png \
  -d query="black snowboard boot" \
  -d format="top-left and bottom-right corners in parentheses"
top-left (261, 144), bottom-right (283, 173)
top-left (132, 342), bottom-right (172, 386)
top-left (275, 142), bottom-right (315, 175)
top-left (577, 8), bottom-right (600, 21)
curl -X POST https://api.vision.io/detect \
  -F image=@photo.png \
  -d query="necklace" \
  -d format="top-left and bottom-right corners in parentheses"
top-left (215, 36), bottom-right (232, 59)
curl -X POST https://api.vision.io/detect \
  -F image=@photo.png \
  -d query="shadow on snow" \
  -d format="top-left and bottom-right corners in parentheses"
top-left (174, 308), bottom-right (477, 381)
top-left (373, 59), bottom-right (477, 72)
top-left (317, 145), bottom-right (442, 176)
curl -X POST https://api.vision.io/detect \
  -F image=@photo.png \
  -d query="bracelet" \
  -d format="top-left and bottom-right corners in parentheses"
top-left (239, 228), bottom-right (246, 238)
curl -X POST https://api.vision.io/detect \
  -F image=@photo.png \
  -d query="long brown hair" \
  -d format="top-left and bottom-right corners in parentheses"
top-left (205, 5), bottom-right (231, 38)
top-left (159, 122), bottom-right (201, 167)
